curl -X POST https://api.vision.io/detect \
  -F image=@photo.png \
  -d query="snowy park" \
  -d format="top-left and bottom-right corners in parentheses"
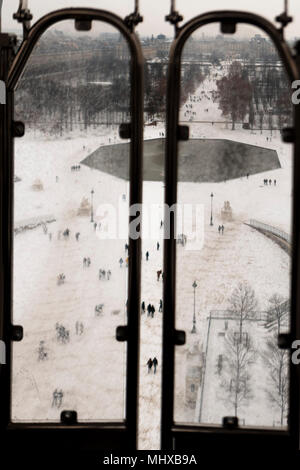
top-left (11, 56), bottom-right (292, 450)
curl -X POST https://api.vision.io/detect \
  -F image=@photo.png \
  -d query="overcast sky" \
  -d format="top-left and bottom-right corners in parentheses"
top-left (1, 0), bottom-right (300, 39)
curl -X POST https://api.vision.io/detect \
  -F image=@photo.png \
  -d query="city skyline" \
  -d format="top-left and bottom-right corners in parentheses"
top-left (1, 0), bottom-right (300, 39)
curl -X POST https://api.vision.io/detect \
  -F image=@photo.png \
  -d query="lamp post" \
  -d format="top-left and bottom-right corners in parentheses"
top-left (210, 192), bottom-right (214, 226)
top-left (191, 280), bottom-right (197, 333)
top-left (90, 189), bottom-right (94, 223)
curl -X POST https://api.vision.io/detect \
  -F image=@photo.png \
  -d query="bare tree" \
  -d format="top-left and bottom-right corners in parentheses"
top-left (263, 334), bottom-right (289, 425)
top-left (216, 61), bottom-right (252, 130)
top-left (222, 331), bottom-right (256, 416)
top-left (228, 282), bottom-right (258, 339)
top-left (249, 102), bottom-right (255, 130)
top-left (258, 109), bottom-right (264, 134)
top-left (266, 294), bottom-right (289, 335)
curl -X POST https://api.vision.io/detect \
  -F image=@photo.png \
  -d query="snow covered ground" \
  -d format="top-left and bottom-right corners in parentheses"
top-left (175, 69), bottom-right (292, 431)
top-left (12, 65), bottom-right (292, 449)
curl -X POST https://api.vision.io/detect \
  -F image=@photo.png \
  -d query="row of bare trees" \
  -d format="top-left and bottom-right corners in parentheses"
top-left (220, 282), bottom-right (289, 425)
top-left (16, 43), bottom-right (209, 134)
top-left (215, 61), bottom-right (292, 131)
top-left (15, 49), bottom-right (131, 136)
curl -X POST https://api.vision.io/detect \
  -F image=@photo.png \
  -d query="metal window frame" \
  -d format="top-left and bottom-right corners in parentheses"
top-left (162, 10), bottom-right (300, 451)
top-left (0, 8), bottom-right (143, 454)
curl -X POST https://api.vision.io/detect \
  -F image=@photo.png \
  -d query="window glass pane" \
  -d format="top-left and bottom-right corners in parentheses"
top-left (174, 24), bottom-right (292, 429)
top-left (12, 20), bottom-right (131, 422)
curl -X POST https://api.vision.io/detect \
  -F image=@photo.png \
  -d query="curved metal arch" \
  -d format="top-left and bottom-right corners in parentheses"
top-left (172, 10), bottom-right (299, 82)
top-left (7, 8), bottom-right (144, 89)
top-left (1, 7), bottom-right (144, 453)
top-left (162, 10), bottom-right (300, 450)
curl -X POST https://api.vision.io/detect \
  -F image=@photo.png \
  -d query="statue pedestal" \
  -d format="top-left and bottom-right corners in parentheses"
top-left (221, 200), bottom-right (233, 221)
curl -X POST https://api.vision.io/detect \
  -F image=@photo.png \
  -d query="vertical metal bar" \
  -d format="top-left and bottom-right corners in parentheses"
top-left (289, 101), bottom-right (300, 447)
top-left (126, 30), bottom-right (143, 449)
top-left (0, 33), bottom-right (15, 433)
top-left (161, 41), bottom-right (181, 449)
top-left (0, 0), bottom-right (3, 33)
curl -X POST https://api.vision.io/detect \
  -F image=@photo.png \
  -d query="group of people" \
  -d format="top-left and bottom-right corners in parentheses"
top-left (52, 389), bottom-right (64, 408)
top-left (147, 303), bottom-right (156, 318)
top-left (141, 299), bottom-right (163, 316)
top-left (70, 164), bottom-right (81, 172)
top-left (119, 257), bottom-right (129, 268)
top-left (218, 225), bottom-right (225, 235)
top-left (55, 323), bottom-right (70, 344)
top-left (99, 269), bottom-right (111, 280)
top-left (263, 178), bottom-right (276, 186)
top-left (147, 357), bottom-right (158, 374)
top-left (93, 222), bottom-right (101, 231)
top-left (57, 273), bottom-right (66, 285)
top-left (83, 257), bottom-right (91, 267)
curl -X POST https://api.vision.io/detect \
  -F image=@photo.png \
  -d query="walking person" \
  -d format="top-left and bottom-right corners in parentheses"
top-left (151, 305), bottom-right (155, 318)
top-left (52, 389), bottom-right (59, 407)
top-left (107, 269), bottom-right (111, 280)
top-left (157, 242), bottom-right (160, 251)
top-left (147, 358), bottom-right (153, 373)
top-left (147, 304), bottom-right (152, 317)
top-left (52, 389), bottom-right (63, 408)
top-left (159, 299), bottom-right (163, 312)
top-left (141, 301), bottom-right (145, 314)
top-left (75, 232), bottom-right (80, 241)
top-left (57, 389), bottom-right (63, 408)
top-left (146, 251), bottom-right (149, 261)
top-left (119, 258), bottom-right (123, 268)
top-left (218, 225), bottom-right (221, 235)
top-left (157, 270), bottom-right (162, 281)
top-left (221, 225), bottom-right (224, 235)
top-left (38, 341), bottom-right (47, 361)
top-left (153, 357), bottom-right (158, 374)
